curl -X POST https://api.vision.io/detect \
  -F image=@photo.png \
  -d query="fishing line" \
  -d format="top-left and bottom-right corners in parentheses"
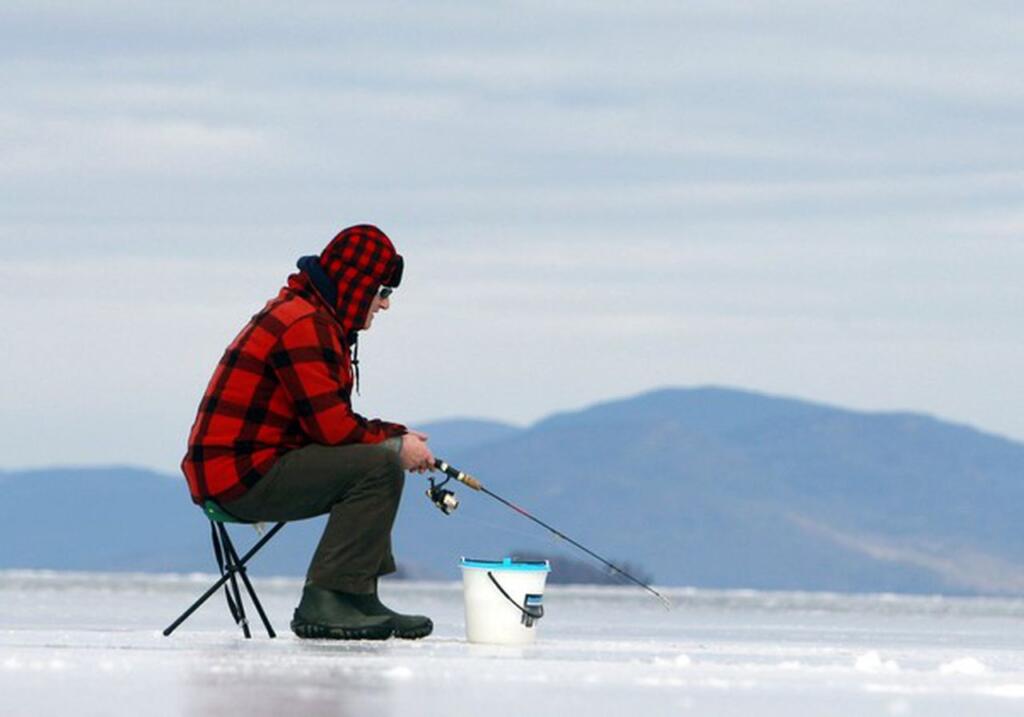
top-left (431, 458), bottom-right (672, 610)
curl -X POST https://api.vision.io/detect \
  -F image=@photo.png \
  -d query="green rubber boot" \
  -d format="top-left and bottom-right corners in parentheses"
top-left (290, 585), bottom-right (395, 640)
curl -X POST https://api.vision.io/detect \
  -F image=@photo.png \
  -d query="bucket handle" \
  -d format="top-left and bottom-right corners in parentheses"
top-left (487, 571), bottom-right (544, 627)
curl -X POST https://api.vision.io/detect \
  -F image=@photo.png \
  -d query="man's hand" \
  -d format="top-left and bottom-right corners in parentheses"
top-left (399, 433), bottom-right (435, 473)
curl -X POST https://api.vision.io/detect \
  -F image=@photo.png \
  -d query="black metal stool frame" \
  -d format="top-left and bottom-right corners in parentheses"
top-left (163, 519), bottom-right (286, 638)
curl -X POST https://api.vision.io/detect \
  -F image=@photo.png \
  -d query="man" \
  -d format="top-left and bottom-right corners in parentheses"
top-left (181, 224), bottom-right (435, 640)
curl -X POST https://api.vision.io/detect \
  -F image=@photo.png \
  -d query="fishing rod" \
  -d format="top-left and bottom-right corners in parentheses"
top-left (429, 458), bottom-right (672, 610)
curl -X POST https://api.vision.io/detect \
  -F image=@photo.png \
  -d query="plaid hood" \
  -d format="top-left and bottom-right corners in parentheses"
top-left (291, 224), bottom-right (404, 337)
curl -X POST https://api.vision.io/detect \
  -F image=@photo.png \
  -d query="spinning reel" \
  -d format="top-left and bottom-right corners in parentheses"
top-left (426, 474), bottom-right (459, 515)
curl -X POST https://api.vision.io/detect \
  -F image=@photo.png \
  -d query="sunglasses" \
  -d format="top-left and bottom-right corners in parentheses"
top-left (378, 286), bottom-right (393, 299)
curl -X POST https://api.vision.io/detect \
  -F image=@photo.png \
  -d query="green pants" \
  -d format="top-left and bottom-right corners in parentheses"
top-left (222, 442), bottom-right (405, 594)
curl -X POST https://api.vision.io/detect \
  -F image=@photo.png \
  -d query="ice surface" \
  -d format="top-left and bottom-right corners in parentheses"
top-left (4, 571), bottom-right (1024, 716)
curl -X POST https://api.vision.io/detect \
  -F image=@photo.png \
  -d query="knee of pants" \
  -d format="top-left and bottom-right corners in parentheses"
top-left (366, 446), bottom-right (405, 496)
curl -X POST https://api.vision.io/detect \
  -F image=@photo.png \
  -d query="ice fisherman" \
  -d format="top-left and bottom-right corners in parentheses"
top-left (181, 224), bottom-right (436, 640)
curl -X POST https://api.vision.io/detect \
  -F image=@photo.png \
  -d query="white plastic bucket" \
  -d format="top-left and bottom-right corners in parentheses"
top-left (460, 557), bottom-right (551, 645)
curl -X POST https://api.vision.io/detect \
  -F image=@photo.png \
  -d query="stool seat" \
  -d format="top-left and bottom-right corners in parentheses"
top-left (202, 499), bottom-right (248, 524)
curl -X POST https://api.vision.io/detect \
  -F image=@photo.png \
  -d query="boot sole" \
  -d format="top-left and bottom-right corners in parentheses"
top-left (290, 616), bottom-right (394, 641)
top-left (393, 619), bottom-right (433, 640)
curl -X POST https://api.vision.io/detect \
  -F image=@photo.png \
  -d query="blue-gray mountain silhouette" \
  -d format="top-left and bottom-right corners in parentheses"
top-left (3, 386), bottom-right (1022, 595)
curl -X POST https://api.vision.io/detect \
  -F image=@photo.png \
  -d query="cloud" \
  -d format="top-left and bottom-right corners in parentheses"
top-left (0, 113), bottom-right (273, 177)
top-left (0, 1), bottom-right (1022, 468)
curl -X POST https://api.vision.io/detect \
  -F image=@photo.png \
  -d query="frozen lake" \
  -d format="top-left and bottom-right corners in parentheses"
top-left (4, 570), bottom-right (1024, 716)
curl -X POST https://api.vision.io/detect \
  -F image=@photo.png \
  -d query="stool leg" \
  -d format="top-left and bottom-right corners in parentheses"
top-left (218, 524), bottom-right (251, 638)
top-left (211, 522), bottom-right (243, 626)
top-left (222, 533), bottom-right (277, 638)
top-left (163, 521), bottom-right (286, 637)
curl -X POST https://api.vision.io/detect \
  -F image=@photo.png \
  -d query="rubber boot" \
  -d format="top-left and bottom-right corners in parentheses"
top-left (363, 582), bottom-right (433, 639)
top-left (290, 585), bottom-right (394, 640)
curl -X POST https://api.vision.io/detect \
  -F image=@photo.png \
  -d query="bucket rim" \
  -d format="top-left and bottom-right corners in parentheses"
top-left (460, 556), bottom-right (551, 572)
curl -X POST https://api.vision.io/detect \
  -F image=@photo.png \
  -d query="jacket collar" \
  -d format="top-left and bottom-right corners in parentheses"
top-left (296, 255), bottom-right (338, 308)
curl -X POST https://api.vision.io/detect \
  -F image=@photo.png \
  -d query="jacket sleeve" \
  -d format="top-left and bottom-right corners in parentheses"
top-left (270, 314), bottom-right (407, 445)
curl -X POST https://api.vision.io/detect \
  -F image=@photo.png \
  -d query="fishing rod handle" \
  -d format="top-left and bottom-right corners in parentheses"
top-left (433, 459), bottom-right (482, 491)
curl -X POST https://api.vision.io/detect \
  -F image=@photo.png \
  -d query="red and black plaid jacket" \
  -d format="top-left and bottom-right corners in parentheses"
top-left (181, 225), bottom-right (407, 504)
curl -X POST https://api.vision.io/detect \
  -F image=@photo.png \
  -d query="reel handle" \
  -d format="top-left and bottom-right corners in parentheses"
top-left (433, 459), bottom-right (482, 491)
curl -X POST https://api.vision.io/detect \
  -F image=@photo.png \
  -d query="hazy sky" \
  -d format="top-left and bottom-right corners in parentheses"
top-left (2, 1), bottom-right (1021, 472)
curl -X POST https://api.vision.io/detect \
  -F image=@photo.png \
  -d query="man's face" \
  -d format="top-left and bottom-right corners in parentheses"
top-left (363, 291), bottom-right (391, 330)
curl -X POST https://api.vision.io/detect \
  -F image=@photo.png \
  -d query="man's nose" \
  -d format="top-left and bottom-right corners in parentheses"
top-left (380, 297), bottom-right (390, 310)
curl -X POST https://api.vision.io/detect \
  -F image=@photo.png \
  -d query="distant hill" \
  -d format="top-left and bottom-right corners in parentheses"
top-left (3, 387), bottom-right (1024, 596)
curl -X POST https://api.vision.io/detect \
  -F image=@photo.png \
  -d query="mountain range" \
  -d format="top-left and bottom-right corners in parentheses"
top-left (3, 386), bottom-right (1023, 596)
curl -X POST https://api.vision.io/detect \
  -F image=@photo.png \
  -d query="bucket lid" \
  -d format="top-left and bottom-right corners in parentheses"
top-left (460, 556), bottom-right (551, 572)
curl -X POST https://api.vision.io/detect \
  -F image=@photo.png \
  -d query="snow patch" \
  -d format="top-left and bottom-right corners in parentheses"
top-left (978, 684), bottom-right (1024, 699)
top-left (382, 666), bottom-right (414, 680)
top-left (97, 658), bottom-right (133, 673)
top-left (886, 698), bottom-right (911, 716)
top-left (637, 676), bottom-right (685, 687)
top-left (938, 657), bottom-right (988, 675)
top-left (8, 658), bottom-right (69, 672)
top-left (653, 653), bottom-right (692, 668)
top-left (854, 651), bottom-right (900, 674)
